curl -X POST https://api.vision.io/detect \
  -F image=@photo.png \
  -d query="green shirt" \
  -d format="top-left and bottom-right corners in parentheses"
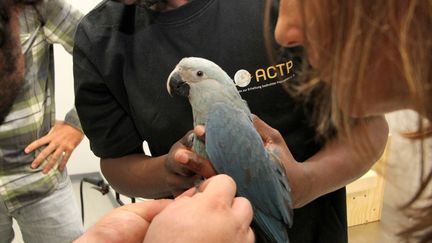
top-left (0, 0), bottom-right (83, 212)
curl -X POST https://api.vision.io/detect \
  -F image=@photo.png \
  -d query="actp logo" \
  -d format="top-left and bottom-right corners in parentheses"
top-left (234, 69), bottom-right (252, 87)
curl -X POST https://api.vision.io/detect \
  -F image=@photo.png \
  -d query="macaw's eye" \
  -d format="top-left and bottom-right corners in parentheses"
top-left (196, 71), bottom-right (203, 77)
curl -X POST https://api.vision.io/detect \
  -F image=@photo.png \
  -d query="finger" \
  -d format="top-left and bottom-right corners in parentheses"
top-left (199, 174), bottom-right (237, 202)
top-left (175, 187), bottom-right (197, 199)
top-left (194, 125), bottom-right (206, 142)
top-left (25, 135), bottom-right (51, 154)
top-left (31, 143), bottom-right (56, 169)
top-left (175, 149), bottom-right (216, 178)
top-left (120, 200), bottom-right (173, 222)
top-left (231, 197), bottom-right (254, 224)
top-left (179, 130), bottom-right (194, 148)
top-left (251, 114), bottom-right (272, 140)
top-left (172, 188), bottom-right (192, 198)
top-left (42, 148), bottom-right (62, 174)
top-left (173, 148), bottom-right (189, 164)
top-left (246, 227), bottom-right (256, 243)
top-left (58, 151), bottom-right (70, 172)
top-left (252, 114), bottom-right (283, 144)
top-left (165, 160), bottom-right (194, 177)
top-left (166, 174), bottom-right (200, 197)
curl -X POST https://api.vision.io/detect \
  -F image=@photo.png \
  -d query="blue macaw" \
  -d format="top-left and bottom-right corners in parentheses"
top-left (167, 57), bottom-right (293, 243)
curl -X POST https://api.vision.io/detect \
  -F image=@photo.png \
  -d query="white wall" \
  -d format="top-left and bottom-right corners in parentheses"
top-left (54, 0), bottom-right (103, 174)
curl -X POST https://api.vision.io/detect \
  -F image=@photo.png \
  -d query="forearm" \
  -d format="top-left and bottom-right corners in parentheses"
top-left (101, 154), bottom-right (172, 199)
top-left (291, 116), bottom-right (389, 208)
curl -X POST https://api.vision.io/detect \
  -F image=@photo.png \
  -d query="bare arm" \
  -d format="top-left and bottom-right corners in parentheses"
top-left (101, 131), bottom-right (209, 199)
top-left (101, 154), bottom-right (171, 198)
top-left (254, 115), bottom-right (389, 208)
top-left (295, 116), bottom-right (388, 207)
top-left (188, 115), bottom-right (388, 208)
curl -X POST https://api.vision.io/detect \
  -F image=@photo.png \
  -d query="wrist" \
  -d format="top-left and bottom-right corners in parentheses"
top-left (286, 162), bottom-right (313, 208)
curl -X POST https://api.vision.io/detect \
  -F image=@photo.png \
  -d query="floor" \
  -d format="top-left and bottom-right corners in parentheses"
top-left (11, 110), bottom-right (428, 243)
top-left (12, 173), bottom-right (118, 243)
top-left (348, 203), bottom-right (403, 243)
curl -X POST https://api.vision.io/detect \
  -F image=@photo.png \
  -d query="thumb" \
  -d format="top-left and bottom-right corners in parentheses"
top-left (119, 199), bottom-right (173, 222)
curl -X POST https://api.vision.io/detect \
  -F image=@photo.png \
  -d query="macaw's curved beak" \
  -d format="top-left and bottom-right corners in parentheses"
top-left (167, 71), bottom-right (190, 97)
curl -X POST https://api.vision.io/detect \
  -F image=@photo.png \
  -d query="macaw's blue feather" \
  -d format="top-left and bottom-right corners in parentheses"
top-left (167, 57), bottom-right (294, 243)
top-left (206, 102), bottom-right (293, 243)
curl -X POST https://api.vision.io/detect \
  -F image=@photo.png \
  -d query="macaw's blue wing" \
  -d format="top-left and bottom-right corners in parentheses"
top-left (205, 102), bottom-right (293, 243)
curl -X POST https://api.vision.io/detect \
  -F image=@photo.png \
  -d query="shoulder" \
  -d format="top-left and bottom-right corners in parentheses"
top-left (79, 1), bottom-right (133, 33)
top-left (76, 1), bottom-right (150, 49)
top-left (32, 0), bottom-right (82, 20)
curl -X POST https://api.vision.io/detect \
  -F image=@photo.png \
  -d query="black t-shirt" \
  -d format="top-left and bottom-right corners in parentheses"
top-left (74, 0), bottom-right (347, 242)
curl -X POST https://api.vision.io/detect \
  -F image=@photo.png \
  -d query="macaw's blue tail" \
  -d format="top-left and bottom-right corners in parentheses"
top-left (206, 102), bottom-right (293, 243)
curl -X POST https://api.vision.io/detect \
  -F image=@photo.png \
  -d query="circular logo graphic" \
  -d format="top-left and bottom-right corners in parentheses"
top-left (234, 69), bottom-right (252, 87)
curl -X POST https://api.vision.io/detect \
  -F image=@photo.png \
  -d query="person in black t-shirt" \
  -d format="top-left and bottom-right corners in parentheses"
top-left (73, 0), bottom-right (388, 242)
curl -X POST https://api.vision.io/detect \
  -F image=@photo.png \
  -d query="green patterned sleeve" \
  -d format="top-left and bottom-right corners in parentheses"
top-left (38, 0), bottom-right (84, 53)
top-left (38, 0), bottom-right (84, 131)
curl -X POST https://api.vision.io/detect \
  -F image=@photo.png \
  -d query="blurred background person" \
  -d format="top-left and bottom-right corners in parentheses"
top-left (273, 0), bottom-right (431, 242)
top-left (0, 0), bottom-right (84, 242)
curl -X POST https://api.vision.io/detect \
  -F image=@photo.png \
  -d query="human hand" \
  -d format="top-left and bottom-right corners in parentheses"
top-left (179, 126), bottom-right (217, 177)
top-left (74, 199), bottom-right (172, 243)
top-left (165, 130), bottom-right (214, 196)
top-left (25, 121), bottom-right (84, 173)
top-left (252, 115), bottom-right (310, 208)
top-left (144, 174), bottom-right (255, 243)
top-left (251, 115), bottom-right (297, 165)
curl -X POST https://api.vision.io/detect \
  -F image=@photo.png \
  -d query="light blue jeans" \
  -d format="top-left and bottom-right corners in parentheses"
top-left (0, 175), bottom-right (83, 243)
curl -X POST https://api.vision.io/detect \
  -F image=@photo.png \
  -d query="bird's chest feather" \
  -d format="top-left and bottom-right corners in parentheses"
top-left (190, 92), bottom-right (232, 125)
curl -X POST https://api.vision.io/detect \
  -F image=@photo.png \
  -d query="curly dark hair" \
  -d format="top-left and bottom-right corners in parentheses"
top-left (0, 0), bottom-right (41, 124)
top-left (0, 0), bottom-right (41, 46)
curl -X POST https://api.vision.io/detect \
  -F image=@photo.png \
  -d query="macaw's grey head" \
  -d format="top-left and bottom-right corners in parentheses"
top-left (166, 57), bottom-right (232, 98)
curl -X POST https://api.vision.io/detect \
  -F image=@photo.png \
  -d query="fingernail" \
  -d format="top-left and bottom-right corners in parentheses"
top-left (176, 152), bottom-right (189, 163)
top-left (24, 148), bottom-right (29, 154)
top-left (195, 126), bottom-right (205, 136)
